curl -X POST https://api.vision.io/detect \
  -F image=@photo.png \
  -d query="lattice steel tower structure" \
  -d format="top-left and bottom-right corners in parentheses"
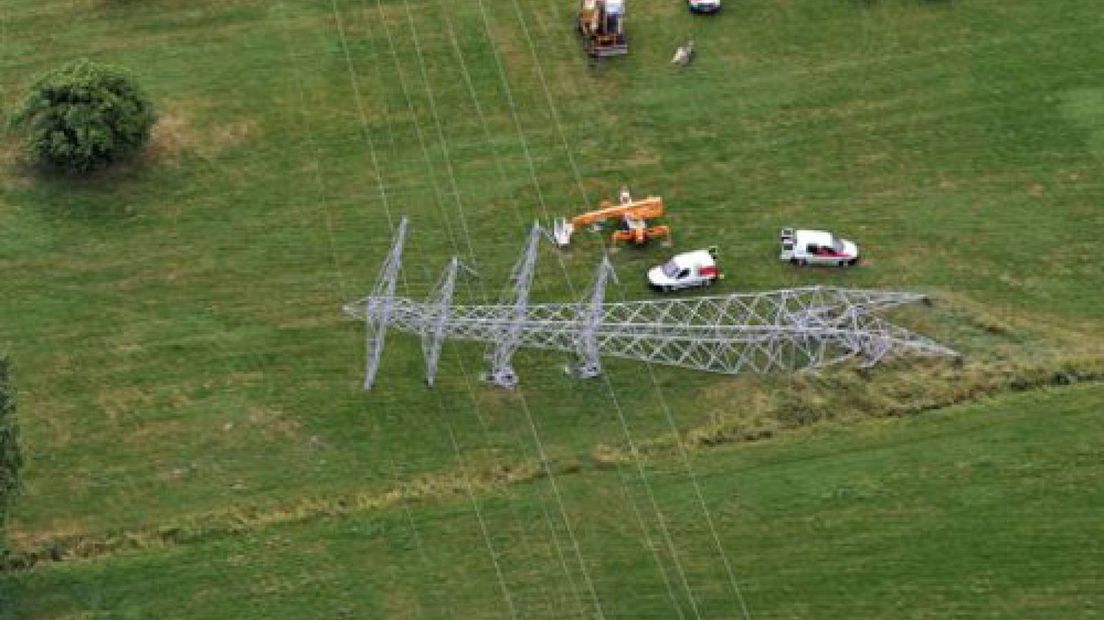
top-left (345, 218), bottom-right (958, 390)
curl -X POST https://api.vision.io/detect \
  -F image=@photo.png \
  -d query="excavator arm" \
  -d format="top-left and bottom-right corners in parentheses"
top-left (554, 192), bottom-right (668, 247)
top-left (569, 196), bottom-right (664, 228)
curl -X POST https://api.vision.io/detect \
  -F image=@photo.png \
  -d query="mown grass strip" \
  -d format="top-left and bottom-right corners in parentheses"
top-left (2, 458), bottom-right (543, 571)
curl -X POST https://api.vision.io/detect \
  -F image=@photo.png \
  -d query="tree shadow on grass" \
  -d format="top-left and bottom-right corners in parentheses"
top-left (1, 135), bottom-right (177, 225)
top-left (14, 171), bottom-right (145, 223)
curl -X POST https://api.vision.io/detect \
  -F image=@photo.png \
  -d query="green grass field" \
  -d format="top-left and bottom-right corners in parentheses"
top-left (1, 0), bottom-right (1102, 617)
top-left (5, 386), bottom-right (1103, 618)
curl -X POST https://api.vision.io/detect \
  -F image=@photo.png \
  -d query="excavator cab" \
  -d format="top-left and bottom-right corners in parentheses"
top-left (578, 0), bottom-right (628, 58)
top-left (618, 213), bottom-right (648, 244)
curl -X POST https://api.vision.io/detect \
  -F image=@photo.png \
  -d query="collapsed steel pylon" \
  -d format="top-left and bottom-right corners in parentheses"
top-left (346, 218), bottom-right (958, 390)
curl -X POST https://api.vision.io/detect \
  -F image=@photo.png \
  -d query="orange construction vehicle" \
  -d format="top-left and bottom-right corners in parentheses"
top-left (578, 0), bottom-right (628, 58)
top-left (553, 189), bottom-right (670, 247)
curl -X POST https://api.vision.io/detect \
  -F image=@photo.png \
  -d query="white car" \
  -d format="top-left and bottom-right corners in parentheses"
top-left (648, 248), bottom-right (721, 291)
top-left (688, 0), bottom-right (721, 14)
top-left (779, 228), bottom-right (860, 267)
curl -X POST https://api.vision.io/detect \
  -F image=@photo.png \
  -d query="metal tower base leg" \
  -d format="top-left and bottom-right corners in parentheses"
top-left (483, 366), bottom-right (519, 389)
top-left (572, 362), bottom-right (602, 379)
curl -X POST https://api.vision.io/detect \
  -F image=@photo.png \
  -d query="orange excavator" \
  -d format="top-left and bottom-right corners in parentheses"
top-left (553, 188), bottom-right (671, 247)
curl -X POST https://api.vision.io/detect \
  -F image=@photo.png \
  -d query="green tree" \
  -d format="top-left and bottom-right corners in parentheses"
top-left (0, 356), bottom-right (22, 555)
top-left (15, 59), bottom-right (155, 173)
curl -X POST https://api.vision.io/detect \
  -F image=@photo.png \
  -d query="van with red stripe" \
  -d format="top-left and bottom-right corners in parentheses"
top-left (648, 248), bottom-right (722, 292)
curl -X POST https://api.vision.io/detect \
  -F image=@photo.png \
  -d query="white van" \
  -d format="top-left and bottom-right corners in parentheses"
top-left (648, 248), bottom-right (721, 291)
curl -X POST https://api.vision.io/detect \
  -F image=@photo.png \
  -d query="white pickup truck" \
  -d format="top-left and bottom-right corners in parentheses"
top-left (779, 228), bottom-right (860, 267)
top-left (648, 248), bottom-right (721, 291)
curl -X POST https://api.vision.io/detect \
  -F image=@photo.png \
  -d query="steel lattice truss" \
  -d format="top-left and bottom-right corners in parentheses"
top-left (346, 218), bottom-right (958, 389)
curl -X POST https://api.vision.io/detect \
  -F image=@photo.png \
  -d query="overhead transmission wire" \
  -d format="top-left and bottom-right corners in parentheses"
top-left (485, 0), bottom-right (715, 616)
top-left (380, 9), bottom-right (611, 616)
top-left (530, 0), bottom-right (758, 614)
top-left (390, 1), bottom-right (587, 615)
top-left (345, 4), bottom-right (523, 619)
top-left (489, 0), bottom-right (756, 616)
top-left (397, 0), bottom-right (483, 271)
top-left (466, 2), bottom-right (695, 617)
top-left (318, 3), bottom-right (451, 617)
top-left (328, 0), bottom-right (517, 616)
top-left (379, 0), bottom-right (615, 615)
top-left (599, 7), bottom-right (756, 617)
top-left (503, 0), bottom-right (592, 209)
top-left (538, 38), bottom-right (764, 620)
top-left (355, 3), bottom-right (544, 619)
top-left (408, 1), bottom-right (611, 616)
top-left (281, 63), bottom-right (346, 302)
top-left (429, 0), bottom-right (691, 616)
top-left (464, 0), bottom-right (692, 616)
top-left (350, 0), bottom-right (596, 615)
top-left (430, 0), bottom-right (523, 232)
top-left (442, 4), bottom-right (686, 616)
top-left (383, 0), bottom-right (709, 616)
top-left (277, 9), bottom-right (440, 617)
top-left (484, 0), bottom-right (696, 609)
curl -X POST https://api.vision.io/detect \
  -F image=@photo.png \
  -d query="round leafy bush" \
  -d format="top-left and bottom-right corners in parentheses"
top-left (16, 59), bottom-right (155, 173)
